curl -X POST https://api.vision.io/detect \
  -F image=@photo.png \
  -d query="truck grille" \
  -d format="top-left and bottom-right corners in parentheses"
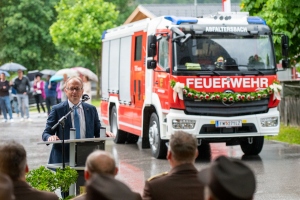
top-left (184, 97), bottom-right (269, 117)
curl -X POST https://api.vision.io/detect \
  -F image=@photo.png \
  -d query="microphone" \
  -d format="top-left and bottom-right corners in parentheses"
top-left (82, 94), bottom-right (90, 102)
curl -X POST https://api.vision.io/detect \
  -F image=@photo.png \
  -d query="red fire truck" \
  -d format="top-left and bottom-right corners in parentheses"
top-left (100, 12), bottom-right (289, 158)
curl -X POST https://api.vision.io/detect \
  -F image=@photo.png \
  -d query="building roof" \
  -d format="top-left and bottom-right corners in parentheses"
top-left (124, 3), bottom-right (241, 24)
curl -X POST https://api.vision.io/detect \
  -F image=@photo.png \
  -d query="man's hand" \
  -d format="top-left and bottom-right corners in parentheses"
top-left (105, 131), bottom-right (115, 137)
top-left (48, 135), bottom-right (60, 141)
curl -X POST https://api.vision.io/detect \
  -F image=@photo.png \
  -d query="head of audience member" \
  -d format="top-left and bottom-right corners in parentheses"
top-left (0, 173), bottom-right (15, 200)
top-left (17, 70), bottom-right (23, 79)
top-left (0, 141), bottom-right (29, 182)
top-left (35, 74), bottom-right (41, 82)
top-left (64, 76), bottom-right (84, 105)
top-left (0, 72), bottom-right (6, 81)
top-left (167, 131), bottom-right (198, 167)
top-left (84, 150), bottom-right (118, 181)
top-left (198, 155), bottom-right (256, 200)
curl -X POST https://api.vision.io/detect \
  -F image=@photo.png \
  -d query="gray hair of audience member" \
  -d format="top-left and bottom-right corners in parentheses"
top-left (0, 141), bottom-right (27, 181)
top-left (0, 173), bottom-right (15, 200)
top-left (169, 131), bottom-right (198, 163)
top-left (85, 150), bottom-right (116, 175)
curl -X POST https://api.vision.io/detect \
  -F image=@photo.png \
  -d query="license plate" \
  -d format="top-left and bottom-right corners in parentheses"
top-left (215, 120), bottom-right (242, 127)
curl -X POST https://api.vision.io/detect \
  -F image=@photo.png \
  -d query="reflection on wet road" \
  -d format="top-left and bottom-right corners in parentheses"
top-left (1, 112), bottom-right (300, 199)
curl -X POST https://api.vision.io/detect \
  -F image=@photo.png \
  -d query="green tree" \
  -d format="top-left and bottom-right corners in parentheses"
top-left (107, 0), bottom-right (136, 25)
top-left (50, 0), bottom-right (118, 97)
top-left (241, 0), bottom-right (300, 62)
top-left (0, 0), bottom-right (60, 70)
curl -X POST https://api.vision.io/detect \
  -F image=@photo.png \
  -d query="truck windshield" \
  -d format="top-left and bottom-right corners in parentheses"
top-left (173, 34), bottom-right (275, 74)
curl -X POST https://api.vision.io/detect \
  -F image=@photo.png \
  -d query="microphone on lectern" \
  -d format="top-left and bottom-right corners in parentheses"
top-left (82, 94), bottom-right (90, 102)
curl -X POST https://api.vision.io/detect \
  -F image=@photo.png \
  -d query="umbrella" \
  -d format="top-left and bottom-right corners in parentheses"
top-left (50, 75), bottom-right (63, 82)
top-left (72, 67), bottom-right (98, 82)
top-left (0, 70), bottom-right (10, 77)
top-left (0, 62), bottom-right (27, 71)
top-left (27, 70), bottom-right (43, 81)
top-left (55, 68), bottom-right (79, 77)
top-left (40, 69), bottom-right (57, 76)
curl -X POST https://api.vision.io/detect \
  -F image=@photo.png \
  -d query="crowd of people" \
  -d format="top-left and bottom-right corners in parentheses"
top-left (0, 131), bottom-right (257, 200)
top-left (0, 70), bottom-right (92, 122)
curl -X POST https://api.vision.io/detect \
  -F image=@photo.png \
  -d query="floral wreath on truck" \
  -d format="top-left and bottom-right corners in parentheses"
top-left (170, 80), bottom-right (282, 103)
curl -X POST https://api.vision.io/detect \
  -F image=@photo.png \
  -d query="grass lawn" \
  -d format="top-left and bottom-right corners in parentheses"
top-left (267, 124), bottom-right (300, 144)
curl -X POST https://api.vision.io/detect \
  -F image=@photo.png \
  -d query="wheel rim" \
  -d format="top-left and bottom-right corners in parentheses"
top-left (149, 120), bottom-right (159, 152)
top-left (111, 112), bottom-right (117, 135)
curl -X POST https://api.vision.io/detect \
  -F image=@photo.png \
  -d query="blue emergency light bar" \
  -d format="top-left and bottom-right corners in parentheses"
top-left (247, 16), bottom-right (266, 25)
top-left (164, 15), bottom-right (198, 25)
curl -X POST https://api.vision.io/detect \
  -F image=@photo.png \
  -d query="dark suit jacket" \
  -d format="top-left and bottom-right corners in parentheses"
top-left (14, 180), bottom-right (58, 200)
top-left (42, 101), bottom-right (101, 164)
top-left (142, 163), bottom-right (204, 200)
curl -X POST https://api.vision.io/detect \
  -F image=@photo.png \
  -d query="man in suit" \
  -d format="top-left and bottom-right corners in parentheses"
top-left (142, 131), bottom-right (204, 200)
top-left (0, 140), bottom-right (58, 200)
top-left (198, 155), bottom-right (256, 200)
top-left (73, 150), bottom-right (141, 200)
top-left (42, 76), bottom-right (101, 164)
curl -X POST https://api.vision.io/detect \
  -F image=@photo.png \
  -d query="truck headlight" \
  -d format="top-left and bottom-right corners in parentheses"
top-left (172, 119), bottom-right (196, 129)
top-left (260, 117), bottom-right (278, 127)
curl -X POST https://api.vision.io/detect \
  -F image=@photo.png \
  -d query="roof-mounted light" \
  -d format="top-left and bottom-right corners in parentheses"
top-left (247, 17), bottom-right (266, 25)
top-left (164, 15), bottom-right (198, 25)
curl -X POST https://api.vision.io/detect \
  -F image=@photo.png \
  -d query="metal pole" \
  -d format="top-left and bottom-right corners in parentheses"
top-left (194, 0), bottom-right (197, 17)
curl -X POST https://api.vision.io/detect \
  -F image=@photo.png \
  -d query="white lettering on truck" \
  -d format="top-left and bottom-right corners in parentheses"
top-left (205, 27), bottom-right (248, 32)
top-left (186, 77), bottom-right (269, 89)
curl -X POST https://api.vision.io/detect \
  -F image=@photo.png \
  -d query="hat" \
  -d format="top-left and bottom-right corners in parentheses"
top-left (86, 173), bottom-right (140, 200)
top-left (198, 155), bottom-right (256, 200)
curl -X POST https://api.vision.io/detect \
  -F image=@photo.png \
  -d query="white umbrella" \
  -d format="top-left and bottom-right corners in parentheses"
top-left (72, 67), bottom-right (98, 82)
top-left (55, 68), bottom-right (79, 77)
top-left (41, 69), bottom-right (57, 76)
top-left (0, 62), bottom-right (27, 71)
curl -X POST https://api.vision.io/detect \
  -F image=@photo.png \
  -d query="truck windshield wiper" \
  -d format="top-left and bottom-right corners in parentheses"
top-left (240, 64), bottom-right (265, 75)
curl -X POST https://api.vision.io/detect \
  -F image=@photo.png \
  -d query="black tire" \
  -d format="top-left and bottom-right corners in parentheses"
top-left (240, 136), bottom-right (264, 155)
top-left (110, 106), bottom-right (127, 144)
top-left (148, 113), bottom-right (167, 159)
top-left (127, 133), bottom-right (139, 144)
top-left (197, 143), bottom-right (211, 161)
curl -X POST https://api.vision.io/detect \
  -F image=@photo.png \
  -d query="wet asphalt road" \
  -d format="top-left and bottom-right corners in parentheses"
top-left (1, 111), bottom-right (300, 199)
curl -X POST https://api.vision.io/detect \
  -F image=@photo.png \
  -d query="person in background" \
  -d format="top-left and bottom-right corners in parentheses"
top-left (33, 74), bottom-right (46, 117)
top-left (72, 150), bottom-right (141, 200)
top-left (11, 87), bottom-right (20, 118)
top-left (56, 82), bottom-right (62, 104)
top-left (0, 172), bottom-right (15, 200)
top-left (142, 131), bottom-right (204, 200)
top-left (0, 140), bottom-right (58, 200)
top-left (45, 75), bottom-right (57, 115)
top-left (82, 75), bottom-right (92, 104)
top-left (198, 155), bottom-right (256, 200)
top-left (11, 70), bottom-right (31, 121)
top-left (0, 72), bottom-right (14, 122)
top-left (60, 73), bottom-right (68, 102)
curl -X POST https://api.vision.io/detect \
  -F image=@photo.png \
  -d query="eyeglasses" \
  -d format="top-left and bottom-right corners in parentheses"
top-left (66, 87), bottom-right (82, 92)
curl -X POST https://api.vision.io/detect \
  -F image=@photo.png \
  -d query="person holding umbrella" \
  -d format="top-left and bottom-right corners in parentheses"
top-left (0, 72), bottom-right (14, 122)
top-left (10, 70), bottom-right (31, 121)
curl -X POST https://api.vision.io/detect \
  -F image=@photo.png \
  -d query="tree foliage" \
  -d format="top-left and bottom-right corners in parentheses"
top-left (107, 0), bottom-right (136, 25)
top-left (241, 0), bottom-right (300, 62)
top-left (0, 0), bottom-right (59, 70)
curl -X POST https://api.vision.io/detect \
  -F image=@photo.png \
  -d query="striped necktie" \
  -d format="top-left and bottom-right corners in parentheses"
top-left (74, 107), bottom-right (80, 139)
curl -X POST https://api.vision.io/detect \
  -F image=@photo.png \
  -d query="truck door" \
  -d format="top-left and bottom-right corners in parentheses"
top-left (131, 31), bottom-right (146, 131)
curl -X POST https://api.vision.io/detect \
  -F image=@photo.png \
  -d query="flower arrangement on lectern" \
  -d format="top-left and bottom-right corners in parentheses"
top-left (26, 166), bottom-right (78, 199)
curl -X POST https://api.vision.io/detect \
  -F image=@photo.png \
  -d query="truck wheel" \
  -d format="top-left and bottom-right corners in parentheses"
top-left (127, 133), bottom-right (139, 144)
top-left (149, 113), bottom-right (167, 159)
top-left (110, 106), bottom-right (127, 144)
top-left (240, 136), bottom-right (264, 155)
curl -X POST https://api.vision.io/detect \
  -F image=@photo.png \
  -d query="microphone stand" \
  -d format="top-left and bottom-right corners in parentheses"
top-left (51, 97), bottom-right (90, 170)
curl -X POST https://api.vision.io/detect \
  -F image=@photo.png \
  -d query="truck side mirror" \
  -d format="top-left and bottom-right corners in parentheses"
top-left (282, 59), bottom-right (290, 69)
top-left (148, 35), bottom-right (157, 57)
top-left (281, 35), bottom-right (289, 57)
top-left (147, 60), bottom-right (157, 69)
